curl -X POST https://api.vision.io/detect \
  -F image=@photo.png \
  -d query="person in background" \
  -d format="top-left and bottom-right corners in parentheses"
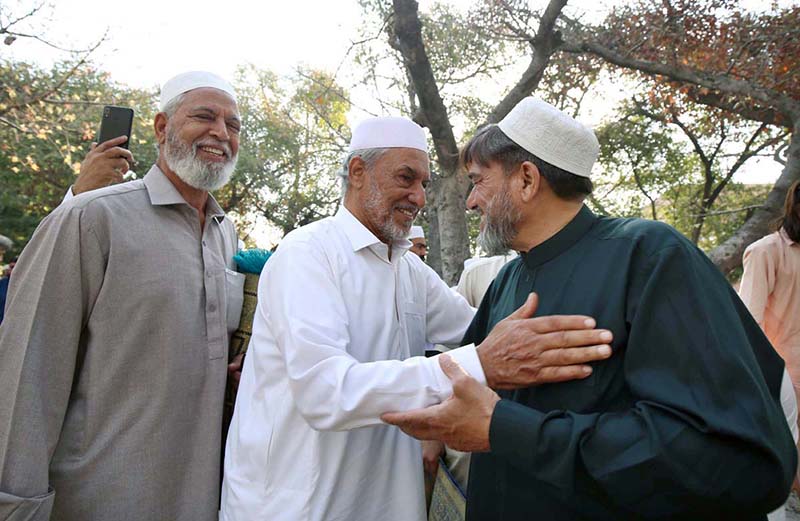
top-left (740, 180), bottom-right (800, 417)
top-left (456, 252), bottom-right (517, 309)
top-left (740, 179), bottom-right (800, 521)
top-left (0, 234), bottom-right (12, 266)
top-left (409, 225), bottom-right (428, 261)
top-left (0, 256), bottom-right (16, 325)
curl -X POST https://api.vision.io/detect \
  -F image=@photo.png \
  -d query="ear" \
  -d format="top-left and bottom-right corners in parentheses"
top-left (518, 161), bottom-right (541, 203)
top-left (154, 112), bottom-right (169, 147)
top-left (348, 156), bottom-right (367, 190)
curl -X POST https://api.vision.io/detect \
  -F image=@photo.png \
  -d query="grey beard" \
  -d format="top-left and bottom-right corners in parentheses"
top-left (478, 189), bottom-right (519, 256)
top-left (363, 179), bottom-right (413, 243)
top-left (163, 127), bottom-right (237, 191)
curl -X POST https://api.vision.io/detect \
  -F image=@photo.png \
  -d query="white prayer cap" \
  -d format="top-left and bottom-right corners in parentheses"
top-left (409, 226), bottom-right (425, 240)
top-left (348, 117), bottom-right (428, 153)
top-left (498, 97), bottom-right (599, 178)
top-left (159, 71), bottom-right (237, 111)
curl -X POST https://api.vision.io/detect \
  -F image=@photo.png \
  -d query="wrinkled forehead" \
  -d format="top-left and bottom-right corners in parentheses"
top-left (380, 147), bottom-right (431, 175)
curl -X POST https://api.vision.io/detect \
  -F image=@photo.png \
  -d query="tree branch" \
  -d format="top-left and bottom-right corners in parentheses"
top-left (485, 0), bottom-right (567, 124)
top-left (560, 38), bottom-right (800, 120)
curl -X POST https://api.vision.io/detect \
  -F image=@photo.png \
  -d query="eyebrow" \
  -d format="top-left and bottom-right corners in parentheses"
top-left (190, 106), bottom-right (241, 125)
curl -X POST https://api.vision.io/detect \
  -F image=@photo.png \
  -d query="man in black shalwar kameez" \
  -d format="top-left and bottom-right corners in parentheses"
top-left (383, 98), bottom-right (796, 521)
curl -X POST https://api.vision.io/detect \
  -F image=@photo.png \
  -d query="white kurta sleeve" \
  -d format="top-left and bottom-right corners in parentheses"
top-left (260, 239), bottom-right (484, 431)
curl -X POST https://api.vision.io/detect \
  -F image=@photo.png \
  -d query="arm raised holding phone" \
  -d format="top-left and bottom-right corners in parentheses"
top-left (74, 135), bottom-right (134, 194)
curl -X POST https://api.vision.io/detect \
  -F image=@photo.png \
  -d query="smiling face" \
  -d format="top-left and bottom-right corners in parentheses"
top-left (158, 87), bottom-right (241, 191)
top-left (466, 160), bottom-right (522, 255)
top-left (348, 147), bottom-right (430, 244)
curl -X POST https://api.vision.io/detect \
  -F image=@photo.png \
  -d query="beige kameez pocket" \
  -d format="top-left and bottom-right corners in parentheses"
top-left (224, 268), bottom-right (246, 335)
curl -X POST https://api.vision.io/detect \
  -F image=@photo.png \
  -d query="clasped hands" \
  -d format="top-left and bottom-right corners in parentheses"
top-left (382, 293), bottom-right (612, 452)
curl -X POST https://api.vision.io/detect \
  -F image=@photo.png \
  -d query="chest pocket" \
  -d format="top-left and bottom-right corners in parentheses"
top-left (225, 268), bottom-right (246, 334)
top-left (404, 301), bottom-right (427, 357)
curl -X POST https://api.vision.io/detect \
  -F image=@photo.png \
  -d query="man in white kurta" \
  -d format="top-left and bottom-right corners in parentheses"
top-left (221, 117), bottom-right (480, 521)
top-left (222, 204), bottom-right (480, 520)
top-left (221, 117), bottom-right (615, 521)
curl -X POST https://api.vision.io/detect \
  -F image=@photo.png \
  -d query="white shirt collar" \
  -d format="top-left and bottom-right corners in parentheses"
top-left (334, 206), bottom-right (412, 261)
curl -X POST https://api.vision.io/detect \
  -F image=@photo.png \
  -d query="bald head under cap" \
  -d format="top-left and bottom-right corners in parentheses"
top-left (348, 117), bottom-right (428, 153)
top-left (159, 71), bottom-right (237, 112)
top-left (497, 98), bottom-right (599, 178)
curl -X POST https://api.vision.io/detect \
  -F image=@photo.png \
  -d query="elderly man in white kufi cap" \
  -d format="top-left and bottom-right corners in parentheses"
top-left (382, 98), bottom-right (797, 520)
top-left (0, 71), bottom-right (245, 521)
top-left (221, 114), bottom-right (613, 521)
top-left (408, 225), bottom-right (428, 261)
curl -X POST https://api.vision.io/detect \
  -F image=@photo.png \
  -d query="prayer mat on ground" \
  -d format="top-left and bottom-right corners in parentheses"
top-left (429, 457), bottom-right (466, 521)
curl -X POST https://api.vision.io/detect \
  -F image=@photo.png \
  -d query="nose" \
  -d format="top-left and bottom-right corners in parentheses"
top-left (466, 185), bottom-right (479, 211)
top-left (209, 116), bottom-right (230, 141)
top-left (409, 183), bottom-right (426, 208)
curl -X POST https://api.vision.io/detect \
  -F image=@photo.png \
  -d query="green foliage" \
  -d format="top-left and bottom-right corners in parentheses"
top-left (595, 113), bottom-right (698, 221)
top-left (594, 109), bottom-right (775, 253)
top-left (218, 65), bottom-right (350, 238)
top-left (0, 59), bottom-right (157, 255)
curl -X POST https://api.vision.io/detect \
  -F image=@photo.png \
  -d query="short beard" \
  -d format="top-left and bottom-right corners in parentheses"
top-left (163, 125), bottom-right (237, 191)
top-left (478, 187), bottom-right (520, 256)
top-left (363, 177), bottom-right (415, 243)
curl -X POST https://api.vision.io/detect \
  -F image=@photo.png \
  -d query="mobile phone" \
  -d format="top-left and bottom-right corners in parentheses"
top-left (97, 106), bottom-right (134, 149)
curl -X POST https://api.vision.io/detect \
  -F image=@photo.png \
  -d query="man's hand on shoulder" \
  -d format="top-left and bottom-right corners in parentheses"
top-left (74, 136), bottom-right (134, 195)
top-left (477, 293), bottom-right (613, 389)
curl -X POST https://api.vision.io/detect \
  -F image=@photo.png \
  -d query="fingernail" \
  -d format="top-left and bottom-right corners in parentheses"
top-left (583, 366), bottom-right (592, 375)
top-left (597, 345), bottom-right (611, 356)
top-left (584, 318), bottom-right (595, 328)
top-left (600, 331), bottom-right (612, 341)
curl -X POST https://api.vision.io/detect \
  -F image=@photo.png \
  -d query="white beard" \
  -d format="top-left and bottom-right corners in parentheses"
top-left (163, 126), bottom-right (237, 191)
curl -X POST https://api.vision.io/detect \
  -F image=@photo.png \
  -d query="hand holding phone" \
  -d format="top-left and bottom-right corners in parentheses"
top-left (73, 106), bottom-right (136, 195)
top-left (97, 106), bottom-right (134, 148)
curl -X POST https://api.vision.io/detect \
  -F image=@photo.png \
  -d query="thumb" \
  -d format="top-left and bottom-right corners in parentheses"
top-left (508, 292), bottom-right (538, 320)
top-left (438, 354), bottom-right (469, 382)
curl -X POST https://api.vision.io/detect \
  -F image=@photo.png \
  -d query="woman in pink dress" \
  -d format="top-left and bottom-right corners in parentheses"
top-left (740, 181), bottom-right (800, 519)
top-left (740, 180), bottom-right (800, 401)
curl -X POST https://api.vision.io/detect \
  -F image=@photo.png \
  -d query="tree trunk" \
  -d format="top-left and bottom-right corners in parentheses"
top-left (436, 169), bottom-right (471, 284)
top-left (709, 122), bottom-right (800, 273)
top-left (425, 175), bottom-right (443, 276)
top-left (392, 0), bottom-right (469, 285)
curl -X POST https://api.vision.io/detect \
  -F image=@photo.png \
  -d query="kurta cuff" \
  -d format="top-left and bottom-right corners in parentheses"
top-left (0, 488), bottom-right (55, 521)
top-left (437, 343), bottom-right (486, 386)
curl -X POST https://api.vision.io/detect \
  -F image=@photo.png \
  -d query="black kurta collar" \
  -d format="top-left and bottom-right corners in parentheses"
top-left (521, 205), bottom-right (597, 270)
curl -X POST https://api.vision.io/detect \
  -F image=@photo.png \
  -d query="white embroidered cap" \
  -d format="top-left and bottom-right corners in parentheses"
top-left (159, 71), bottom-right (237, 111)
top-left (348, 117), bottom-right (427, 153)
top-left (497, 97), bottom-right (599, 178)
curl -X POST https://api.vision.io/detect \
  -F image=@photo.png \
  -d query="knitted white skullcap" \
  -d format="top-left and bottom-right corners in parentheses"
top-left (498, 98), bottom-right (599, 177)
top-left (159, 71), bottom-right (236, 111)
top-left (348, 117), bottom-right (427, 153)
